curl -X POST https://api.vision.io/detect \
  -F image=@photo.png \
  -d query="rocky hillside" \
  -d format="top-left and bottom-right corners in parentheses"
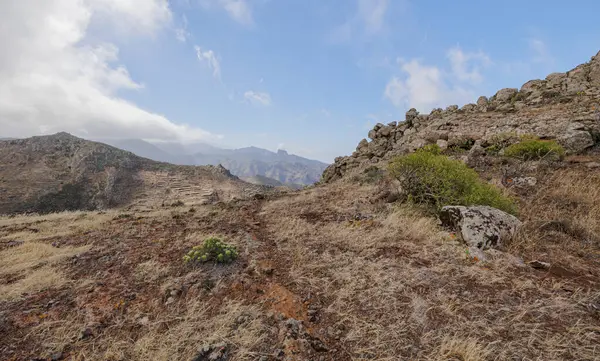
top-left (324, 51), bottom-right (600, 182)
top-left (0, 133), bottom-right (266, 215)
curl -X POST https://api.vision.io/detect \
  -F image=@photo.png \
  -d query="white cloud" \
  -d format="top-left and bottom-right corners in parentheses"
top-left (528, 38), bottom-right (555, 66)
top-left (358, 0), bottom-right (388, 34)
top-left (244, 91), bottom-right (271, 106)
top-left (200, 0), bottom-right (253, 25)
top-left (384, 54), bottom-right (481, 112)
top-left (329, 0), bottom-right (390, 43)
top-left (446, 46), bottom-right (491, 84)
top-left (0, 0), bottom-right (220, 143)
top-left (194, 45), bottom-right (221, 79)
top-left (175, 14), bottom-right (190, 42)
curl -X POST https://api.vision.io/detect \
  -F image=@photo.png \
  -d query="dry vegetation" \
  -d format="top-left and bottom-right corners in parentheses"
top-left (0, 163), bottom-right (599, 360)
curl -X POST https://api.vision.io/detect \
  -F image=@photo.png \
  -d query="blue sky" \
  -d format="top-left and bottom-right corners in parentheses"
top-left (2, 0), bottom-right (600, 162)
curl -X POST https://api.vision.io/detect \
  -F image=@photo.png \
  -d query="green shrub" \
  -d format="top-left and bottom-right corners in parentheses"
top-left (504, 138), bottom-right (565, 161)
top-left (388, 151), bottom-right (517, 215)
top-left (484, 132), bottom-right (519, 155)
top-left (183, 237), bottom-right (239, 264)
top-left (418, 143), bottom-right (442, 155)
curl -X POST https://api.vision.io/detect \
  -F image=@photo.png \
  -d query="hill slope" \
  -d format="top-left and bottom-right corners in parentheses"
top-left (0, 133), bottom-right (266, 215)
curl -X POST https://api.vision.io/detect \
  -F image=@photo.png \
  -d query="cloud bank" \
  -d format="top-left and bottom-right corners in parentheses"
top-left (0, 0), bottom-right (219, 142)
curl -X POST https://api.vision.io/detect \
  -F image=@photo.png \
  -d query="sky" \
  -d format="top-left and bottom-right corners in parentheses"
top-left (1, 1), bottom-right (599, 163)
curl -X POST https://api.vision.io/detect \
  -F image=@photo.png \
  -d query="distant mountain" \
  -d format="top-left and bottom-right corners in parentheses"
top-left (105, 139), bottom-right (329, 185)
top-left (97, 138), bottom-right (195, 165)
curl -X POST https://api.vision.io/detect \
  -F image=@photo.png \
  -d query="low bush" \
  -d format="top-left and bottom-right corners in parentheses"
top-left (388, 148), bottom-right (517, 215)
top-left (484, 132), bottom-right (519, 155)
top-left (183, 237), bottom-right (238, 264)
top-left (504, 138), bottom-right (565, 161)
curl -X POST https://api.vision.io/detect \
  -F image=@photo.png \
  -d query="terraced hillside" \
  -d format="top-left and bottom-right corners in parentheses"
top-left (0, 133), bottom-right (267, 215)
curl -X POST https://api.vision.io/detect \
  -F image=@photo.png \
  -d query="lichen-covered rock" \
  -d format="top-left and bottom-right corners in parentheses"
top-left (494, 88), bottom-right (518, 103)
top-left (558, 130), bottom-right (595, 153)
top-left (439, 206), bottom-right (522, 250)
top-left (476, 96), bottom-right (488, 106)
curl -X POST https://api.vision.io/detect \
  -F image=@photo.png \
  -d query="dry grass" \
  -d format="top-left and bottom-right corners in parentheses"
top-left (260, 179), bottom-right (600, 360)
top-left (511, 168), bottom-right (600, 264)
top-left (0, 241), bottom-right (90, 301)
top-left (0, 267), bottom-right (67, 301)
top-left (134, 260), bottom-right (169, 283)
top-left (35, 299), bottom-right (271, 361)
top-left (432, 336), bottom-right (490, 361)
top-left (132, 300), bottom-right (269, 360)
top-left (0, 210), bottom-right (117, 243)
top-left (0, 241), bottom-right (91, 276)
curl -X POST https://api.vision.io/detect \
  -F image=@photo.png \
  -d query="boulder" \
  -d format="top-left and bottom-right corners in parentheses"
top-left (405, 108), bottom-right (419, 126)
top-left (589, 51), bottom-right (600, 87)
top-left (378, 125), bottom-right (393, 137)
top-left (493, 88), bottom-right (518, 103)
top-left (356, 139), bottom-right (369, 152)
top-left (558, 130), bottom-right (594, 153)
top-left (440, 206), bottom-right (522, 250)
top-left (545, 72), bottom-right (567, 89)
top-left (436, 139), bottom-right (448, 151)
top-left (476, 96), bottom-right (488, 106)
top-left (368, 129), bottom-right (377, 140)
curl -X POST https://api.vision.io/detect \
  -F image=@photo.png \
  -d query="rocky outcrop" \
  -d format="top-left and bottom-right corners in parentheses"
top-left (322, 51), bottom-right (600, 183)
top-left (439, 206), bottom-right (522, 250)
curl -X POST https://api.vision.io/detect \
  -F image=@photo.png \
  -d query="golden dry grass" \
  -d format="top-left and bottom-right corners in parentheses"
top-left (510, 168), bottom-right (600, 265)
top-left (0, 241), bottom-right (90, 301)
top-left (432, 336), bottom-right (490, 361)
top-left (0, 241), bottom-right (91, 276)
top-left (35, 299), bottom-right (270, 361)
top-left (0, 267), bottom-right (67, 301)
top-left (260, 179), bottom-right (600, 360)
top-left (0, 210), bottom-right (117, 243)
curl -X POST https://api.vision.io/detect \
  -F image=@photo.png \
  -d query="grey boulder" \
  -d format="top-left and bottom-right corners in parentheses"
top-left (440, 206), bottom-right (522, 250)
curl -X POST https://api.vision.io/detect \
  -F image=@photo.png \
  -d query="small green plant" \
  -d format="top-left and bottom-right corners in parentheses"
top-left (183, 237), bottom-right (239, 264)
top-left (388, 151), bottom-right (517, 215)
top-left (504, 138), bottom-right (565, 161)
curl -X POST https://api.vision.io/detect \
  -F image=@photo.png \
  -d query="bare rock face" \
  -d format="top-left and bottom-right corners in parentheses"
top-left (439, 206), bottom-right (522, 250)
top-left (321, 50), bottom-right (600, 183)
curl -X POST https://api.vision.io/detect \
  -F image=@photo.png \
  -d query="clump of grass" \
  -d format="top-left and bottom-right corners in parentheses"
top-left (183, 237), bottom-right (238, 264)
top-left (388, 148), bottom-right (517, 215)
top-left (504, 137), bottom-right (565, 161)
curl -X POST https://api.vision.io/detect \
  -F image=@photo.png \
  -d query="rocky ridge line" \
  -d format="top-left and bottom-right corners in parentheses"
top-left (323, 50), bottom-right (600, 182)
